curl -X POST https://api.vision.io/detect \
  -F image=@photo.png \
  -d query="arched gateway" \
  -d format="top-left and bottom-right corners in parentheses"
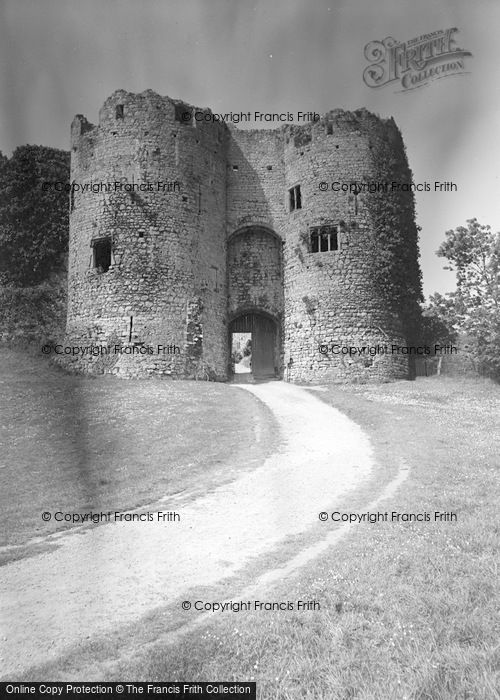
top-left (227, 225), bottom-right (283, 380)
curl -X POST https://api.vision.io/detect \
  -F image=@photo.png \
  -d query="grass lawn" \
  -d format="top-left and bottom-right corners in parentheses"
top-left (71, 376), bottom-right (497, 699)
top-left (0, 348), bottom-right (278, 556)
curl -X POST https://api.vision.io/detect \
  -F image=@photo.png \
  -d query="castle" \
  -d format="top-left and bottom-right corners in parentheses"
top-left (66, 89), bottom-right (422, 382)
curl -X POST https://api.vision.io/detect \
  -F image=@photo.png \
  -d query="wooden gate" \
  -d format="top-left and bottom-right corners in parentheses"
top-left (230, 314), bottom-right (277, 379)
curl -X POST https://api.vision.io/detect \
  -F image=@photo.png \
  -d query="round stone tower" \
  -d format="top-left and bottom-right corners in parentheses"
top-left (66, 89), bottom-right (228, 378)
top-left (281, 110), bottom-right (419, 382)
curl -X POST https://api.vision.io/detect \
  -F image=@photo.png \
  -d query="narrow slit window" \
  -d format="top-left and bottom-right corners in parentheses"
top-left (351, 182), bottom-right (361, 215)
top-left (115, 105), bottom-right (124, 119)
top-left (296, 185), bottom-right (302, 209)
top-left (92, 237), bottom-right (112, 272)
top-left (289, 184), bottom-right (302, 212)
top-left (211, 265), bottom-right (219, 292)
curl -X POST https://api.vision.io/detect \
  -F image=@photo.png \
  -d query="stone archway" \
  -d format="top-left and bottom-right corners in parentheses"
top-left (227, 225), bottom-right (283, 380)
top-left (227, 226), bottom-right (283, 322)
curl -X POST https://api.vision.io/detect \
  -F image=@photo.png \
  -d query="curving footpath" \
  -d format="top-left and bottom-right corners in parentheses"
top-left (0, 382), bottom-right (374, 677)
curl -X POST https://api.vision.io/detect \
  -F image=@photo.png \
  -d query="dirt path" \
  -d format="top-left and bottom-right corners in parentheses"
top-left (0, 382), bottom-right (374, 677)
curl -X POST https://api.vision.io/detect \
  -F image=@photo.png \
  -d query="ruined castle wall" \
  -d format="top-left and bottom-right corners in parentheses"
top-left (67, 90), bottom-right (228, 378)
top-left (282, 111), bottom-right (409, 382)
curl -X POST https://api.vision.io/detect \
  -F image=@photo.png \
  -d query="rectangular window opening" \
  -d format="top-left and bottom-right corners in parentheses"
top-left (115, 105), bottom-right (124, 119)
top-left (92, 237), bottom-right (112, 272)
top-left (310, 225), bottom-right (338, 253)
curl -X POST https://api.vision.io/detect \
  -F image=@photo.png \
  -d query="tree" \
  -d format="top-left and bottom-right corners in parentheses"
top-left (0, 145), bottom-right (70, 286)
top-left (421, 295), bottom-right (457, 349)
top-left (435, 218), bottom-right (500, 378)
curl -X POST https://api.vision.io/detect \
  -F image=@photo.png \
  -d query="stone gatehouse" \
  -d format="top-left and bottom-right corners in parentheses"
top-left (65, 89), bottom-right (422, 382)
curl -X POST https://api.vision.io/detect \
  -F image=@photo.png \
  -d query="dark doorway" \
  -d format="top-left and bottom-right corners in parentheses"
top-left (229, 313), bottom-right (278, 380)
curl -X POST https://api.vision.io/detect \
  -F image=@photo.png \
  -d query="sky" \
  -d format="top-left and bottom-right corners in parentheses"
top-left (1, 0), bottom-right (498, 298)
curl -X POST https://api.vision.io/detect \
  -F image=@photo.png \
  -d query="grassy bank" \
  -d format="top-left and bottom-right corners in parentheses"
top-left (0, 349), bottom-right (278, 554)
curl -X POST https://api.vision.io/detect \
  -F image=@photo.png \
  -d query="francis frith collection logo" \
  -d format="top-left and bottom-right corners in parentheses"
top-left (363, 28), bottom-right (472, 92)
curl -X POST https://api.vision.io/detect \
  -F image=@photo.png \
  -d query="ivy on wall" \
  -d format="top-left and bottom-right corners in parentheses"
top-left (364, 123), bottom-right (423, 344)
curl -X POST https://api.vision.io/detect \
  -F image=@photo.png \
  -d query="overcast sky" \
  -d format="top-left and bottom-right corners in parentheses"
top-left (1, 0), bottom-right (498, 297)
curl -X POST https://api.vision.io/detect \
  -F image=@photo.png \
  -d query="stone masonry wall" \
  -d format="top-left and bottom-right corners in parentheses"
top-left (226, 128), bottom-right (286, 238)
top-left (227, 228), bottom-right (283, 322)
